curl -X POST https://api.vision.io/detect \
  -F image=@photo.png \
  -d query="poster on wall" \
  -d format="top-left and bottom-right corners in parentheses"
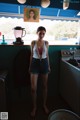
top-left (24, 8), bottom-right (40, 22)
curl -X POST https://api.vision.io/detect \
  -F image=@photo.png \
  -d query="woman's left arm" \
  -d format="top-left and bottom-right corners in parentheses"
top-left (46, 41), bottom-right (51, 72)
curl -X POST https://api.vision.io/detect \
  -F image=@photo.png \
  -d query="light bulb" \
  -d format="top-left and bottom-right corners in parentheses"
top-left (41, 0), bottom-right (50, 8)
top-left (17, 0), bottom-right (26, 4)
top-left (63, 0), bottom-right (69, 10)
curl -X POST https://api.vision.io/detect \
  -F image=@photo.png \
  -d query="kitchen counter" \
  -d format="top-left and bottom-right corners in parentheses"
top-left (59, 59), bottom-right (80, 115)
top-left (0, 39), bottom-right (80, 46)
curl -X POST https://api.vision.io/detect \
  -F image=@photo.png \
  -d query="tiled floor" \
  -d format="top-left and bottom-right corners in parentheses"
top-left (6, 87), bottom-right (72, 120)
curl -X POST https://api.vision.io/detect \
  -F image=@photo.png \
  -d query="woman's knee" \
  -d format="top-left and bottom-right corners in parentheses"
top-left (43, 83), bottom-right (47, 91)
top-left (31, 86), bottom-right (37, 93)
top-left (43, 79), bottom-right (48, 89)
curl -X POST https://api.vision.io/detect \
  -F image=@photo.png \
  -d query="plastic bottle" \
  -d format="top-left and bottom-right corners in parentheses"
top-left (1, 35), bottom-right (7, 45)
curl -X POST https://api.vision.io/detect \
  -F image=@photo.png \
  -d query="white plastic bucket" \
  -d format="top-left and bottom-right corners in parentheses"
top-left (48, 109), bottom-right (80, 120)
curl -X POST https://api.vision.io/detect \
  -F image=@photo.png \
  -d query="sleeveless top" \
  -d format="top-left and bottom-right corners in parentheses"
top-left (33, 41), bottom-right (47, 59)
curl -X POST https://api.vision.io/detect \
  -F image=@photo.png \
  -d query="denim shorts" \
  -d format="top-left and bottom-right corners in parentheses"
top-left (30, 58), bottom-right (49, 74)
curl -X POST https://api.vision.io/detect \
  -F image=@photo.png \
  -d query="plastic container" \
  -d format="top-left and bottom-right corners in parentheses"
top-left (48, 109), bottom-right (80, 120)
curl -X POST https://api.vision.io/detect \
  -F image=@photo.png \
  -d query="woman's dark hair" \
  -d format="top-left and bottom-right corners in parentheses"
top-left (37, 26), bottom-right (46, 33)
top-left (29, 9), bottom-right (36, 19)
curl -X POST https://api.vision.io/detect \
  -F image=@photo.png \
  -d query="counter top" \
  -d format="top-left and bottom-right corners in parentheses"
top-left (0, 39), bottom-right (80, 46)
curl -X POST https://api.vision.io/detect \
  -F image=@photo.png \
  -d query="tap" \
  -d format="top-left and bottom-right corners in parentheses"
top-left (70, 48), bottom-right (77, 59)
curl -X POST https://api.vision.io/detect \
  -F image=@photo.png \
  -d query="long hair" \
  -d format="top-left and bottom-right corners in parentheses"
top-left (29, 9), bottom-right (36, 20)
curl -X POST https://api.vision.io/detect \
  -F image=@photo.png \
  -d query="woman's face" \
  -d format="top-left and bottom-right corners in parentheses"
top-left (37, 30), bottom-right (46, 39)
top-left (29, 11), bottom-right (35, 18)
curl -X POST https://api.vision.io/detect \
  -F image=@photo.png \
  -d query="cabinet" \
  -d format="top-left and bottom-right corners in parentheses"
top-left (0, 71), bottom-right (7, 111)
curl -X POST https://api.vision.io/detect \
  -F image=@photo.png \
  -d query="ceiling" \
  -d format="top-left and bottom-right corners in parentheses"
top-left (0, 0), bottom-right (80, 10)
top-left (0, 0), bottom-right (80, 20)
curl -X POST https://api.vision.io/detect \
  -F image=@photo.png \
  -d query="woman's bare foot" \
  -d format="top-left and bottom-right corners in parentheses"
top-left (31, 107), bottom-right (36, 117)
top-left (43, 105), bottom-right (49, 114)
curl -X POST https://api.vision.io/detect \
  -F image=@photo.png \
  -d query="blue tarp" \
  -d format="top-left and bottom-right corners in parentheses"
top-left (0, 3), bottom-right (79, 18)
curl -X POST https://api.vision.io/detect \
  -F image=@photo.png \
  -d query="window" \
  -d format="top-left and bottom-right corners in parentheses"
top-left (0, 17), bottom-right (79, 45)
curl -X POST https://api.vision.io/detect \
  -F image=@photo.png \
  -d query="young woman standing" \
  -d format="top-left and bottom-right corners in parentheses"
top-left (29, 26), bottom-right (50, 117)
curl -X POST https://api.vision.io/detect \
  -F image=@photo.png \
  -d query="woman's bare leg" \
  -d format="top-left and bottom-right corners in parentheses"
top-left (30, 73), bottom-right (38, 117)
top-left (42, 74), bottom-right (49, 114)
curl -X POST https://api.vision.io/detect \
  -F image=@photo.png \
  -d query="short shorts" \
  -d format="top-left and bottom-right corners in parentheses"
top-left (30, 58), bottom-right (49, 74)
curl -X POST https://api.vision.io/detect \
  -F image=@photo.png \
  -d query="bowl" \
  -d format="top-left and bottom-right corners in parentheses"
top-left (48, 109), bottom-right (80, 120)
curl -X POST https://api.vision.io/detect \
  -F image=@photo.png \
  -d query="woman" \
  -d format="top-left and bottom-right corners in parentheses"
top-left (29, 26), bottom-right (50, 117)
top-left (28, 9), bottom-right (37, 22)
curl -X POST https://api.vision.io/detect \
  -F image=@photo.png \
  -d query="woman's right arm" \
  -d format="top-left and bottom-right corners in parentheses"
top-left (29, 41), bottom-right (34, 71)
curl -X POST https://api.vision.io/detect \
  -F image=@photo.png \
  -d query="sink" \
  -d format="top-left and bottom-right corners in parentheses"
top-left (67, 59), bottom-right (80, 68)
top-left (77, 59), bottom-right (80, 63)
top-left (67, 59), bottom-right (78, 66)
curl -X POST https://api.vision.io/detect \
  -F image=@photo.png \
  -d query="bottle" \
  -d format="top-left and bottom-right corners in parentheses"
top-left (1, 35), bottom-right (7, 45)
top-left (2, 35), bottom-right (5, 43)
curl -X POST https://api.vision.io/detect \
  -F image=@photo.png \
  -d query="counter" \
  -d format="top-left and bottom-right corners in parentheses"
top-left (0, 45), bottom-right (80, 105)
top-left (60, 60), bottom-right (80, 115)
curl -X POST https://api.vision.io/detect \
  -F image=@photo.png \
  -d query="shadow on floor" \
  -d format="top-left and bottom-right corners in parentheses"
top-left (6, 86), bottom-right (72, 120)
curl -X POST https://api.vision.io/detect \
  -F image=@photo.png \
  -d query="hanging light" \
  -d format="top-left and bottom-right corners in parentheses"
top-left (41, 0), bottom-right (50, 8)
top-left (63, 0), bottom-right (70, 10)
top-left (17, 0), bottom-right (26, 4)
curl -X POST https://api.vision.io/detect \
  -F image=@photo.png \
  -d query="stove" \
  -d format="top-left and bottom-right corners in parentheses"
top-left (61, 49), bottom-right (80, 60)
top-left (61, 49), bottom-right (80, 68)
